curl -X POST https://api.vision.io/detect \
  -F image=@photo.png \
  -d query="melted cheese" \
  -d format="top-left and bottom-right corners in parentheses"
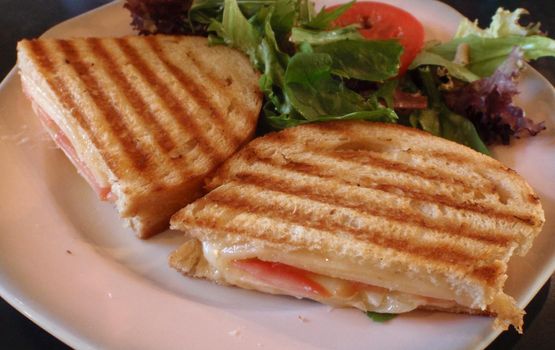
top-left (202, 242), bottom-right (459, 313)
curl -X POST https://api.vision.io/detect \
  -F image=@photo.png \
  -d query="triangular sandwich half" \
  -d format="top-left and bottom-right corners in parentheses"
top-left (17, 35), bottom-right (261, 237)
top-left (169, 121), bottom-right (544, 332)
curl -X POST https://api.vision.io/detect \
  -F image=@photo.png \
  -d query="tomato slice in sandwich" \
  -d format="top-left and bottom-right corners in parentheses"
top-left (330, 1), bottom-right (425, 75)
top-left (233, 259), bottom-right (330, 298)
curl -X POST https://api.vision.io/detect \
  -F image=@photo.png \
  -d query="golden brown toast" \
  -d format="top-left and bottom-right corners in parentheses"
top-left (170, 121), bottom-right (544, 332)
top-left (17, 35), bottom-right (262, 237)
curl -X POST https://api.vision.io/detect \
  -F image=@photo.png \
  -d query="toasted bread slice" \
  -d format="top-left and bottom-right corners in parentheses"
top-left (170, 121), bottom-right (544, 332)
top-left (17, 35), bottom-right (262, 237)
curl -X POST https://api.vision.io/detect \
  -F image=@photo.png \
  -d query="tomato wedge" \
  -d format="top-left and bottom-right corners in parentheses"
top-left (330, 1), bottom-right (425, 75)
top-left (233, 259), bottom-right (330, 298)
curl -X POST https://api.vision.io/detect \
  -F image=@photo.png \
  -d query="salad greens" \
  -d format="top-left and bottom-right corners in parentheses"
top-left (410, 67), bottom-right (490, 155)
top-left (428, 35), bottom-right (555, 78)
top-left (125, 0), bottom-right (554, 154)
top-left (443, 48), bottom-right (546, 144)
top-left (313, 40), bottom-right (403, 81)
top-left (455, 8), bottom-right (542, 38)
top-left (290, 25), bottom-right (363, 45)
top-left (366, 311), bottom-right (397, 322)
top-left (205, 0), bottom-right (399, 129)
top-left (302, 0), bottom-right (354, 30)
top-left (409, 51), bottom-right (480, 82)
top-left (284, 52), bottom-right (396, 121)
top-left (412, 8), bottom-right (555, 78)
top-left (399, 7), bottom-right (551, 149)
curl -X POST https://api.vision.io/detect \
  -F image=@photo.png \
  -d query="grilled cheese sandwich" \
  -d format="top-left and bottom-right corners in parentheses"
top-left (169, 121), bottom-right (544, 332)
top-left (17, 35), bottom-right (262, 237)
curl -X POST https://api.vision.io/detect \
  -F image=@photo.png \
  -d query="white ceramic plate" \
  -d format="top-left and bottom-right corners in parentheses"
top-left (0, 1), bottom-right (554, 349)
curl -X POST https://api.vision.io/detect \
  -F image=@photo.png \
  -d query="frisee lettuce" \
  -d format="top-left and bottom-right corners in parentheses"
top-left (455, 8), bottom-right (543, 38)
top-left (428, 34), bottom-right (555, 78)
top-left (412, 8), bottom-right (555, 79)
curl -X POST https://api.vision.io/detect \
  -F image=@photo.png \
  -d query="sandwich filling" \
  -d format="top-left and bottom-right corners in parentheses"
top-left (201, 241), bottom-right (459, 313)
top-left (23, 84), bottom-right (114, 201)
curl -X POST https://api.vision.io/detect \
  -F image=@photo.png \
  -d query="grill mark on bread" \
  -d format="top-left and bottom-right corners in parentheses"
top-left (472, 265), bottom-right (502, 285)
top-left (265, 123), bottom-right (506, 181)
top-left (257, 136), bottom-right (495, 195)
top-left (26, 40), bottom-right (54, 72)
top-left (58, 39), bottom-right (149, 171)
top-left (289, 123), bottom-right (524, 199)
top-left (181, 49), bottom-right (258, 125)
top-left (191, 190), bottom-right (499, 280)
top-left (528, 193), bottom-right (541, 204)
top-left (248, 154), bottom-right (538, 227)
top-left (86, 38), bottom-right (176, 154)
top-left (232, 171), bottom-right (513, 247)
top-left (114, 38), bottom-right (222, 164)
top-left (21, 36), bottom-right (263, 237)
top-left (25, 40), bottom-right (121, 175)
top-left (145, 37), bottom-right (243, 148)
top-left (328, 149), bottom-right (496, 194)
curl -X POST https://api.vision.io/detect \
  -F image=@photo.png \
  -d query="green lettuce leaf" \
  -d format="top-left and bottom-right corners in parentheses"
top-left (411, 8), bottom-right (555, 79)
top-left (296, 0), bottom-right (315, 24)
top-left (441, 109), bottom-right (490, 154)
top-left (375, 79), bottom-right (398, 109)
top-left (428, 34), bottom-right (555, 77)
top-left (188, 0), bottom-right (224, 27)
top-left (189, 0), bottom-right (279, 31)
top-left (410, 108), bottom-right (489, 154)
top-left (409, 108), bottom-right (440, 135)
top-left (415, 67), bottom-right (490, 154)
top-left (366, 312), bottom-right (397, 322)
top-left (302, 0), bottom-right (354, 30)
top-left (313, 39), bottom-right (403, 81)
top-left (284, 52), bottom-right (397, 122)
top-left (257, 7), bottom-right (292, 118)
top-left (409, 50), bottom-right (479, 82)
top-left (290, 25), bottom-right (363, 45)
top-left (269, 0), bottom-right (297, 42)
top-left (208, 0), bottom-right (260, 61)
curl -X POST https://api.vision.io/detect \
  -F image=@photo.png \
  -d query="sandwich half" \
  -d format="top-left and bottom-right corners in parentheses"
top-left (169, 121), bottom-right (544, 332)
top-left (17, 35), bottom-right (261, 237)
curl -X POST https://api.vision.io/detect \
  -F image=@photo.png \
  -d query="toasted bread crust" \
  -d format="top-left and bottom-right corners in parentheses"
top-left (171, 121), bottom-right (544, 331)
top-left (168, 238), bottom-right (219, 280)
top-left (17, 35), bottom-right (262, 237)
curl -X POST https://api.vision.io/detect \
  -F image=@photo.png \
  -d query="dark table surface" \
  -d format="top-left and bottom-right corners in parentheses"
top-left (1, 0), bottom-right (553, 349)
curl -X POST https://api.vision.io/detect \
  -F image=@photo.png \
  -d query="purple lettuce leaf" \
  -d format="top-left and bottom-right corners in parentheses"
top-left (124, 0), bottom-right (192, 35)
top-left (444, 47), bottom-right (545, 144)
